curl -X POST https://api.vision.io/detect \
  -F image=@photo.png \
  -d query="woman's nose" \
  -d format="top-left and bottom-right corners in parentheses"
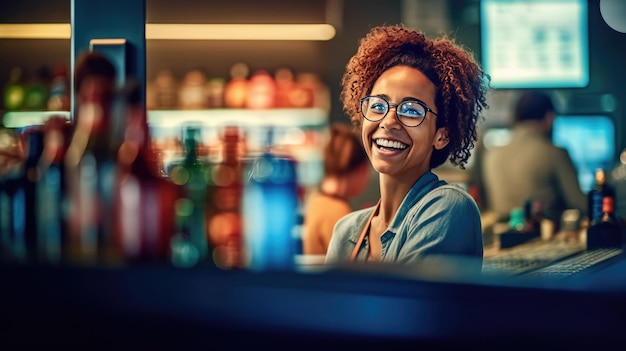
top-left (380, 105), bottom-right (402, 129)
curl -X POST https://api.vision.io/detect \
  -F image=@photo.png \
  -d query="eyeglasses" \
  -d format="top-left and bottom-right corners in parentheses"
top-left (359, 95), bottom-right (438, 127)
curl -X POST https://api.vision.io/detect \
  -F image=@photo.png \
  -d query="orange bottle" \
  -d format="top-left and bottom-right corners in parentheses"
top-left (224, 63), bottom-right (249, 109)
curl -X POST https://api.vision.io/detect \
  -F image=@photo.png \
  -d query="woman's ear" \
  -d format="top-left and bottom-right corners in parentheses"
top-left (433, 127), bottom-right (450, 150)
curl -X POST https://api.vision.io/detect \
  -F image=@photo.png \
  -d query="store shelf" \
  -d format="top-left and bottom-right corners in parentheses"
top-left (2, 111), bottom-right (71, 129)
top-left (2, 108), bottom-right (327, 188)
top-left (147, 108), bottom-right (328, 188)
top-left (147, 108), bottom-right (328, 129)
top-left (2, 108), bottom-right (328, 129)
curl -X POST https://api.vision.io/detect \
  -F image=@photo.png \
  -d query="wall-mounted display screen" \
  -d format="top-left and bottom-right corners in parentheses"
top-left (552, 115), bottom-right (616, 193)
top-left (480, 0), bottom-right (589, 89)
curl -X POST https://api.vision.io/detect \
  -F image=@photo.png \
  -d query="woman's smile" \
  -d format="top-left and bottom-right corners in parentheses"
top-left (374, 138), bottom-right (408, 150)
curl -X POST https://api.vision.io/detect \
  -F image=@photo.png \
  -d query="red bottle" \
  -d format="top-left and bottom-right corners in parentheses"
top-left (206, 126), bottom-right (246, 268)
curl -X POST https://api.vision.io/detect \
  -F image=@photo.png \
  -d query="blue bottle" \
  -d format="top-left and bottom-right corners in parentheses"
top-left (242, 127), bottom-right (298, 271)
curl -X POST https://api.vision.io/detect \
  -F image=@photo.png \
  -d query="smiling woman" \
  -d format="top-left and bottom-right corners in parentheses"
top-left (325, 24), bottom-right (491, 269)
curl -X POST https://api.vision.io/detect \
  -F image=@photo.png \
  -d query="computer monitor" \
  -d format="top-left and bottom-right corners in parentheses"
top-left (480, 0), bottom-right (589, 89)
top-left (552, 115), bottom-right (616, 193)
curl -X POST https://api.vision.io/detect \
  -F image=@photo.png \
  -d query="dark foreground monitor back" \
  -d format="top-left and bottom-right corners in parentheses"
top-left (3, 256), bottom-right (626, 350)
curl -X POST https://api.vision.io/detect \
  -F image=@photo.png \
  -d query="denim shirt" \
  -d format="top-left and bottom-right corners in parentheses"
top-left (325, 170), bottom-right (483, 266)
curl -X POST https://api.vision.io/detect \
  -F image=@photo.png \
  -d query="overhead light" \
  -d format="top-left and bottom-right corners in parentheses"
top-left (146, 24), bottom-right (336, 41)
top-left (0, 24), bottom-right (70, 39)
top-left (0, 23), bottom-right (336, 41)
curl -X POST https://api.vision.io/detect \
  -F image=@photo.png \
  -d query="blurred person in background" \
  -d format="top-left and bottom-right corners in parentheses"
top-left (325, 24), bottom-right (489, 267)
top-left (302, 122), bottom-right (370, 256)
top-left (481, 91), bottom-right (587, 228)
top-left (73, 51), bottom-right (117, 120)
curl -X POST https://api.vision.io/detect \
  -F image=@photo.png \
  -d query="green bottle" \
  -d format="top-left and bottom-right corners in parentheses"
top-left (3, 67), bottom-right (25, 111)
top-left (23, 66), bottom-right (51, 111)
top-left (168, 125), bottom-right (211, 265)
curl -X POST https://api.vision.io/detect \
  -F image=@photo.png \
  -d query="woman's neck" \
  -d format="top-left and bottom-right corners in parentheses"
top-left (378, 171), bottom-right (423, 226)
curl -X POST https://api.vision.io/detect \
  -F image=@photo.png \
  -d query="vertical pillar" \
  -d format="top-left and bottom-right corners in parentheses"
top-left (70, 0), bottom-right (146, 120)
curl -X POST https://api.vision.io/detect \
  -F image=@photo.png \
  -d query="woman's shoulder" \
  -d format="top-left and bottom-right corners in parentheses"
top-left (432, 182), bottom-right (473, 196)
top-left (422, 182), bottom-right (480, 211)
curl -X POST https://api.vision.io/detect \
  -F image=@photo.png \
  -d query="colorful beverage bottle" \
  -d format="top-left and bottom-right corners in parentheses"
top-left (242, 127), bottom-right (298, 271)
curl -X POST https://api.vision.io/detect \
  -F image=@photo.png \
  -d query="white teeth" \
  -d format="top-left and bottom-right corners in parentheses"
top-left (375, 139), bottom-right (408, 150)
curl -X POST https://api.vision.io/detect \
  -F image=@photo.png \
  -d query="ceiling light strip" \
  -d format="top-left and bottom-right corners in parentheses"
top-left (0, 23), bottom-right (70, 39)
top-left (147, 24), bottom-right (336, 40)
top-left (0, 23), bottom-right (336, 41)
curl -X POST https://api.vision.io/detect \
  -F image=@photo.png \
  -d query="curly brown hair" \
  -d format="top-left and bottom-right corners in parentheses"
top-left (340, 24), bottom-right (490, 169)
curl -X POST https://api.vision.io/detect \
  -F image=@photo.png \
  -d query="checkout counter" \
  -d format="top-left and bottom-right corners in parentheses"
top-left (2, 244), bottom-right (626, 350)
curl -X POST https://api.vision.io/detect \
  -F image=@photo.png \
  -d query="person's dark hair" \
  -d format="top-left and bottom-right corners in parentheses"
top-left (514, 91), bottom-right (555, 122)
top-left (324, 122), bottom-right (368, 176)
top-left (74, 51), bottom-right (116, 94)
top-left (340, 24), bottom-right (490, 169)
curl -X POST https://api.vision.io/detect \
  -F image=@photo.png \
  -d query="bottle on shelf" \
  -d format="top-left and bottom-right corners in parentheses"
top-left (149, 70), bottom-right (179, 110)
top-left (291, 72), bottom-right (330, 111)
top-left (586, 196), bottom-right (624, 250)
top-left (274, 67), bottom-right (296, 108)
top-left (205, 77), bottom-right (226, 108)
top-left (609, 148), bottom-right (626, 222)
top-left (0, 126), bottom-right (44, 263)
top-left (23, 65), bottom-right (51, 111)
top-left (47, 64), bottom-right (71, 111)
top-left (35, 116), bottom-right (71, 264)
top-left (0, 128), bottom-right (22, 260)
top-left (3, 66), bottom-right (26, 112)
top-left (587, 168), bottom-right (616, 224)
top-left (167, 124), bottom-right (212, 266)
top-left (288, 74), bottom-right (314, 109)
top-left (110, 80), bottom-right (182, 263)
top-left (242, 126), bottom-right (299, 271)
top-left (170, 198), bottom-right (200, 268)
top-left (206, 126), bottom-right (245, 269)
top-left (245, 69), bottom-right (277, 110)
top-left (178, 69), bottom-right (208, 110)
top-left (223, 62), bottom-right (249, 109)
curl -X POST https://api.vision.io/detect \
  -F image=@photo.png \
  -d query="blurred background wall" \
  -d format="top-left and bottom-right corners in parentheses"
top-left (1, 0), bottom-right (625, 207)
